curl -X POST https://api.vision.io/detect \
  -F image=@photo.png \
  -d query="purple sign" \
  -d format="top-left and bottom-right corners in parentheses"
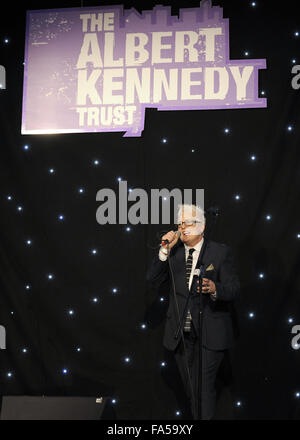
top-left (22, 0), bottom-right (267, 137)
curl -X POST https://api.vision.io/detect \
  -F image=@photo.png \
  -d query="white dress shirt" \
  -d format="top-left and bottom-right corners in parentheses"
top-left (185, 238), bottom-right (203, 290)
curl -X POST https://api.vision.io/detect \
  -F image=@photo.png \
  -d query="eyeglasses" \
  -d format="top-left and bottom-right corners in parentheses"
top-left (177, 220), bottom-right (201, 228)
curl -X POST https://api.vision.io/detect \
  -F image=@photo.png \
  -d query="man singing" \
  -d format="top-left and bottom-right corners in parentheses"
top-left (147, 204), bottom-right (240, 420)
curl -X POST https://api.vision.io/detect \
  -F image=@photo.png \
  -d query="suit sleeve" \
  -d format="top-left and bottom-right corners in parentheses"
top-left (146, 252), bottom-right (170, 287)
top-left (214, 246), bottom-right (240, 302)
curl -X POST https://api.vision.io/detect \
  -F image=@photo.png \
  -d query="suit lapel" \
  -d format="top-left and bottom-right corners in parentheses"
top-left (195, 239), bottom-right (212, 272)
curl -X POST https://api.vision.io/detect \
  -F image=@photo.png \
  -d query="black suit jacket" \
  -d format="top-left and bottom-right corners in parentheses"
top-left (147, 240), bottom-right (240, 352)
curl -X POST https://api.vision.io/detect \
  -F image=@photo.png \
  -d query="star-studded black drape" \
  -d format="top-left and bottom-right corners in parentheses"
top-left (0, 0), bottom-right (300, 420)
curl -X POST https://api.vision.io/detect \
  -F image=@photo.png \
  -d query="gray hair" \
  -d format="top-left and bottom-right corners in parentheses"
top-left (177, 204), bottom-right (205, 225)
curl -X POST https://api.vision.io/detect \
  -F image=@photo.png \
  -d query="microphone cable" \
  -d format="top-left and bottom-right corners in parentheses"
top-left (166, 243), bottom-right (197, 419)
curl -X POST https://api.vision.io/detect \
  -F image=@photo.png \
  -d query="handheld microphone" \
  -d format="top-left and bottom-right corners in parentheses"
top-left (191, 266), bottom-right (204, 295)
top-left (161, 230), bottom-right (180, 246)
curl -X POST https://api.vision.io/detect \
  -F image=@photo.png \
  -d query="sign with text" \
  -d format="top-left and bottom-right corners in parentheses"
top-left (22, 0), bottom-right (267, 137)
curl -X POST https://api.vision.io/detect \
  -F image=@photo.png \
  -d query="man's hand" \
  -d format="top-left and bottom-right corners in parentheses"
top-left (196, 278), bottom-right (216, 294)
top-left (161, 230), bottom-right (179, 250)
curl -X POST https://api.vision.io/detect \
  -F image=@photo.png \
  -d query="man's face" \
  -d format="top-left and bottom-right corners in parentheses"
top-left (178, 210), bottom-right (204, 246)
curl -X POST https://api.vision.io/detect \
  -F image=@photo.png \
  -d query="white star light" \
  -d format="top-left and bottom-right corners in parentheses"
top-left (7, 195), bottom-right (12, 200)
top-left (23, 145), bottom-right (30, 151)
top-left (62, 368), bottom-right (68, 374)
top-left (91, 249), bottom-right (98, 255)
top-left (297, 234), bottom-right (300, 239)
top-left (92, 297), bottom-right (99, 303)
top-left (235, 194), bottom-right (240, 201)
top-left (25, 284), bottom-right (31, 290)
top-left (7, 372), bottom-right (12, 378)
top-left (162, 138), bottom-right (167, 143)
top-left (250, 155), bottom-right (256, 161)
top-left (93, 159), bottom-right (99, 166)
top-left (140, 323), bottom-right (146, 329)
top-left (4, 38), bottom-right (9, 44)
top-left (160, 361), bottom-right (166, 367)
top-left (68, 309), bottom-right (74, 316)
top-left (236, 401), bottom-right (242, 407)
top-left (259, 273), bottom-right (264, 279)
top-left (47, 274), bottom-right (54, 280)
top-left (26, 239), bottom-right (32, 246)
top-left (287, 125), bottom-right (293, 131)
top-left (78, 188), bottom-right (84, 194)
top-left (17, 206), bottom-right (23, 212)
top-left (58, 214), bottom-right (64, 221)
top-left (49, 168), bottom-right (55, 174)
top-left (124, 357), bottom-right (130, 363)
top-left (112, 288), bottom-right (118, 293)
top-left (249, 312), bottom-right (255, 318)
top-left (224, 128), bottom-right (230, 134)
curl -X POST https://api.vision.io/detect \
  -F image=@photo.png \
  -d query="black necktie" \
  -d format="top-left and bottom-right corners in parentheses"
top-left (184, 248), bottom-right (195, 332)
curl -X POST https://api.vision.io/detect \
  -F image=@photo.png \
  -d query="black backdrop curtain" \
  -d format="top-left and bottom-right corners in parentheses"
top-left (0, 0), bottom-right (300, 419)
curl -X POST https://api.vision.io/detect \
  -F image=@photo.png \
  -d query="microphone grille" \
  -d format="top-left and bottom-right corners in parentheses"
top-left (194, 268), bottom-right (200, 277)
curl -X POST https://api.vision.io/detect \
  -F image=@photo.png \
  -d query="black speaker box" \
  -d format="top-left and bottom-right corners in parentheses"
top-left (0, 395), bottom-right (115, 420)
